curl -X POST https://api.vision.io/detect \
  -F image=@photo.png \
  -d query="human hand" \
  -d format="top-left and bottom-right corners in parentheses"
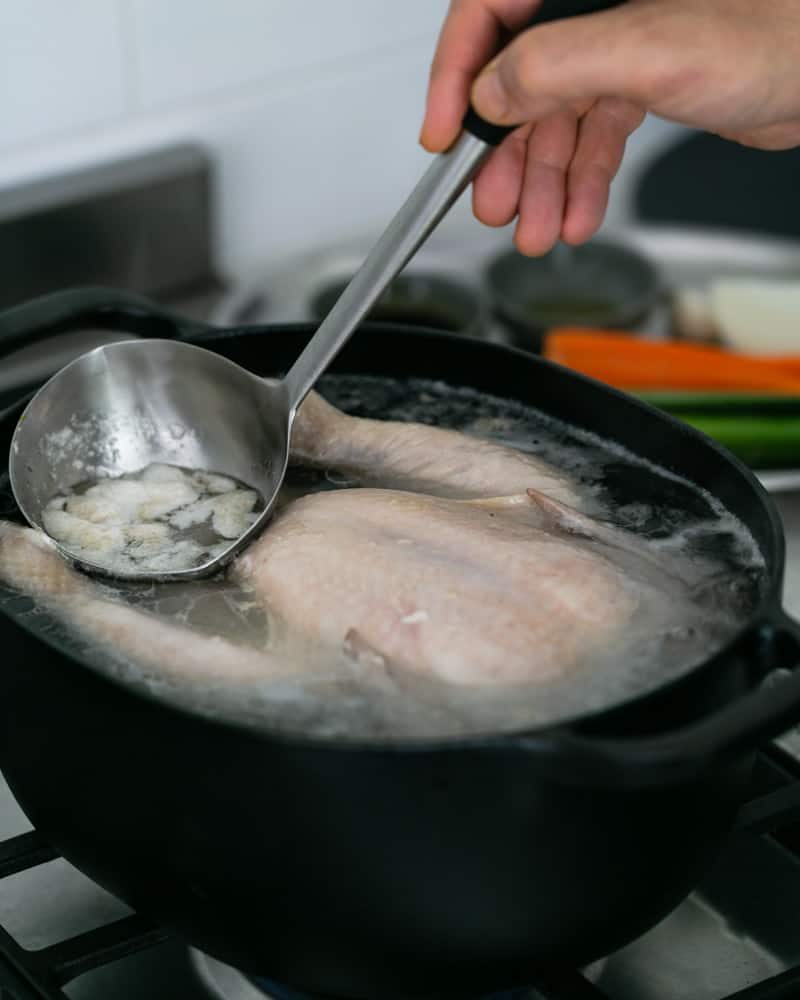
top-left (421, 0), bottom-right (800, 255)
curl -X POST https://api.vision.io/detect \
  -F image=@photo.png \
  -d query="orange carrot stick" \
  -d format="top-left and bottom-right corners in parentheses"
top-left (543, 330), bottom-right (800, 393)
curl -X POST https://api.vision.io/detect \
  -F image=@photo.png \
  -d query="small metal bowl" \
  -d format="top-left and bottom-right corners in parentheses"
top-left (486, 239), bottom-right (661, 351)
top-left (310, 273), bottom-right (485, 338)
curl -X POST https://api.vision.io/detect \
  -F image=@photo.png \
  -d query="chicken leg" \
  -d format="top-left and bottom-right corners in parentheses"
top-left (291, 391), bottom-right (580, 504)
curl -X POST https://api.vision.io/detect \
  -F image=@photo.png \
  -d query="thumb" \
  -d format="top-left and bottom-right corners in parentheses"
top-left (471, 4), bottom-right (654, 125)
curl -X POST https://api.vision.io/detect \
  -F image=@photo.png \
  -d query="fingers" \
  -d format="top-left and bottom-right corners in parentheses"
top-left (472, 124), bottom-right (531, 227)
top-left (514, 111), bottom-right (578, 255)
top-left (421, 2), bottom-right (500, 152)
top-left (428, 0), bottom-right (799, 248)
top-left (421, 0), bottom-right (541, 152)
top-left (471, 4), bottom-right (652, 127)
top-left (472, 100), bottom-right (642, 255)
top-left (562, 98), bottom-right (644, 245)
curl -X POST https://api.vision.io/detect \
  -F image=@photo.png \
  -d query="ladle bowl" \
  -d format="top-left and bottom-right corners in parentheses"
top-left (10, 339), bottom-right (292, 581)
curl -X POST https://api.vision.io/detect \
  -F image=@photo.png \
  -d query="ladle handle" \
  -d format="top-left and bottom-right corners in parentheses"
top-left (282, 0), bottom-right (627, 411)
top-left (282, 131), bottom-right (488, 410)
top-left (0, 286), bottom-right (209, 358)
top-left (463, 0), bottom-right (628, 147)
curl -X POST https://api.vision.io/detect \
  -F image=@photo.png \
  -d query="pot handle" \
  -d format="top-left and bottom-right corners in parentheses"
top-left (462, 0), bottom-right (627, 146)
top-left (0, 287), bottom-right (212, 359)
top-left (514, 611), bottom-right (800, 788)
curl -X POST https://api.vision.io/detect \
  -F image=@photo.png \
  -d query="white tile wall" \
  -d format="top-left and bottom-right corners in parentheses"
top-left (0, 1), bottom-right (126, 148)
top-left (207, 44), bottom-right (438, 276)
top-left (0, 0), bottom-right (455, 272)
top-left (128, 0), bottom-right (446, 109)
top-left (0, 0), bottom-right (682, 276)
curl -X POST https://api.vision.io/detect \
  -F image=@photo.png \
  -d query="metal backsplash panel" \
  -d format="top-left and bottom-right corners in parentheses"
top-left (0, 145), bottom-right (217, 309)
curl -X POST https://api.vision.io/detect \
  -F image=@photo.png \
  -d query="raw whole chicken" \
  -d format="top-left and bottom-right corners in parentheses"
top-left (0, 391), bottom-right (691, 704)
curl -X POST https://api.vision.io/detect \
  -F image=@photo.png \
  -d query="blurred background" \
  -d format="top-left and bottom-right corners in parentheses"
top-left (0, 0), bottom-right (682, 277)
top-left (5, 0), bottom-right (800, 482)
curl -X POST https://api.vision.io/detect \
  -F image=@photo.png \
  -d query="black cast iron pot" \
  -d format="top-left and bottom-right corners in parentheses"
top-left (0, 288), bottom-right (800, 999)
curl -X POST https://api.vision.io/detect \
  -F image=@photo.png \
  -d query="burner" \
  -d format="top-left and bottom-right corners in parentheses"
top-left (192, 950), bottom-right (272, 999)
top-left (192, 952), bottom-right (363, 999)
top-left (193, 950), bottom-right (342, 999)
top-left (247, 986), bottom-right (543, 1000)
top-left (191, 950), bottom-right (607, 1000)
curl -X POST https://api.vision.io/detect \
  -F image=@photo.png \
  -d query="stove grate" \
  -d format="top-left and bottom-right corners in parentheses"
top-left (0, 831), bottom-right (168, 1000)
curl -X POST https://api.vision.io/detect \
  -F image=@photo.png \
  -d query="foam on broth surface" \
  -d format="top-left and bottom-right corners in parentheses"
top-left (0, 375), bottom-right (766, 742)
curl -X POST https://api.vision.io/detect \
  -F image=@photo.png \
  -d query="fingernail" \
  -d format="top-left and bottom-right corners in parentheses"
top-left (472, 63), bottom-right (509, 122)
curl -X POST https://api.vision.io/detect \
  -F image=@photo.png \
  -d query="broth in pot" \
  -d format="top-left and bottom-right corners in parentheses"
top-left (0, 374), bottom-right (764, 742)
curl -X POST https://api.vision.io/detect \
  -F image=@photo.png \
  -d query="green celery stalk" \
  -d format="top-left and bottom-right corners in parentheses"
top-left (662, 413), bottom-right (800, 468)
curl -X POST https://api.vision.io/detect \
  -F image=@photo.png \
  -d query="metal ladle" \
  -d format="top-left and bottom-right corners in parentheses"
top-left (10, 0), bottom-right (625, 582)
